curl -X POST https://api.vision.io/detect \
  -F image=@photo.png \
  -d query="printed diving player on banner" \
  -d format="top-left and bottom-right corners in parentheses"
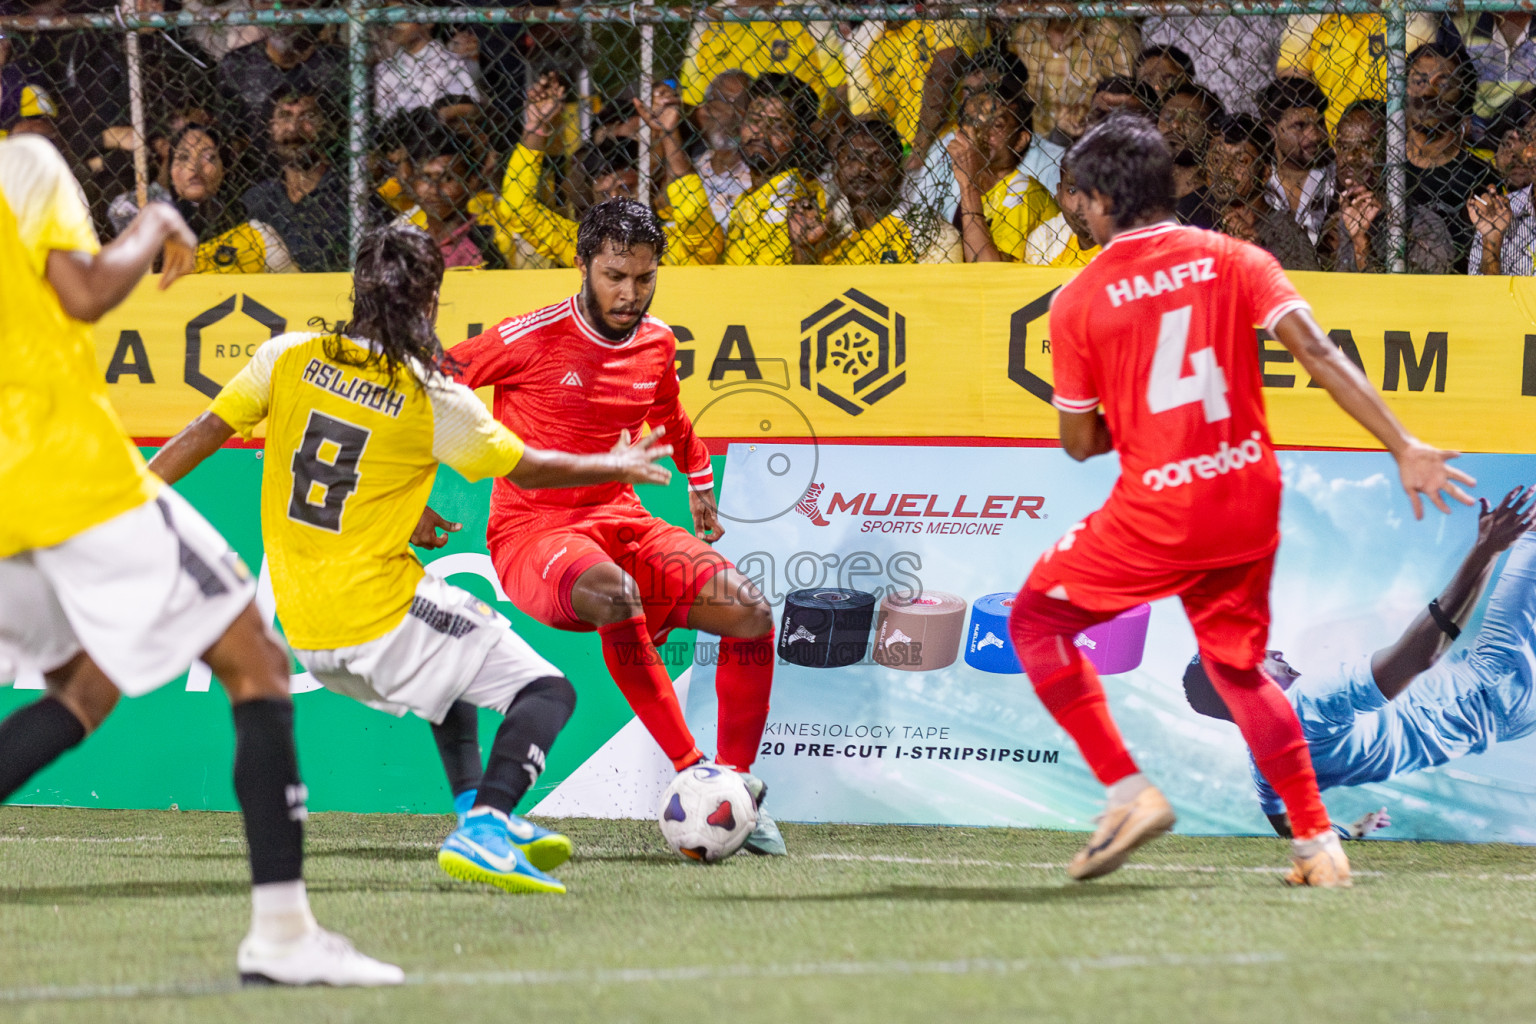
top-left (1185, 485), bottom-right (1536, 838)
top-left (423, 197), bottom-right (784, 856)
top-left (1007, 112), bottom-right (1475, 888)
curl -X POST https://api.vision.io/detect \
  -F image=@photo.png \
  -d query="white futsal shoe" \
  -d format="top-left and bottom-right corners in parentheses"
top-left (238, 926), bottom-right (405, 987)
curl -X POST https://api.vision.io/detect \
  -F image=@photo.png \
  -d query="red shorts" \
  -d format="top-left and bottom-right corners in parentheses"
top-left (490, 504), bottom-right (730, 643)
top-left (1025, 512), bottom-right (1276, 669)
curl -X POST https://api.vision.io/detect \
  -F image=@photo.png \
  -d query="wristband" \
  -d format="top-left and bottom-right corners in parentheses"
top-left (1427, 598), bottom-right (1460, 640)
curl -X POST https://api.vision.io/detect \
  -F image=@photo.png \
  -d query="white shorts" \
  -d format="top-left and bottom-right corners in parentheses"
top-left (0, 489), bottom-right (256, 697)
top-left (294, 573), bottom-right (560, 725)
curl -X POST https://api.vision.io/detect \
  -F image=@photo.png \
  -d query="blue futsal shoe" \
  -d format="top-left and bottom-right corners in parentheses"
top-left (738, 773), bottom-right (787, 857)
top-left (438, 810), bottom-right (566, 894)
top-left (453, 789), bottom-right (573, 871)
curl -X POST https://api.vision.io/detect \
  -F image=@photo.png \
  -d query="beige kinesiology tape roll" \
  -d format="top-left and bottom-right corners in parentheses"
top-left (873, 591), bottom-right (968, 672)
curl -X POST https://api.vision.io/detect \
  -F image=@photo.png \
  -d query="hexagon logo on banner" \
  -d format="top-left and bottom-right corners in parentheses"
top-left (185, 294), bottom-right (287, 398)
top-left (798, 289), bottom-right (905, 416)
top-left (1007, 286), bottom-right (1060, 406)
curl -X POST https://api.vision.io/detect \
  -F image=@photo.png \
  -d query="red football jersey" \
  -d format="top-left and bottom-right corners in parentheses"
top-left (1048, 223), bottom-right (1308, 567)
top-left (449, 296), bottom-right (714, 530)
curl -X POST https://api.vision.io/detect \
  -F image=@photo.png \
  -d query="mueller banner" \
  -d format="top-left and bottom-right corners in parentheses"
top-left (95, 268), bottom-right (1536, 452)
top-left (684, 443), bottom-right (1536, 843)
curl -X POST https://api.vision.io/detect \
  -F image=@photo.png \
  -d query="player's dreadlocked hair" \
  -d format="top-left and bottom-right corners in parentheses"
top-left (575, 197), bottom-right (668, 263)
top-left (312, 224), bottom-right (456, 390)
top-left (1182, 655), bottom-right (1235, 723)
top-left (1065, 110), bottom-right (1175, 230)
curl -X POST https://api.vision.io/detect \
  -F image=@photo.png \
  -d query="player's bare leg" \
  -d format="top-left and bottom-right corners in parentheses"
top-left (0, 654), bottom-right (119, 802)
top-left (1010, 588), bottom-right (1175, 881)
top-left (572, 561), bottom-right (705, 769)
top-left (203, 605), bottom-right (404, 985)
top-left (687, 567), bottom-right (782, 855)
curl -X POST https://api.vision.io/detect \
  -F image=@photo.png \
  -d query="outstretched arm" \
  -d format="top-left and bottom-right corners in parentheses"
top-left (1369, 486), bottom-right (1536, 700)
top-left (1272, 308), bottom-right (1476, 519)
top-left (47, 202), bottom-right (196, 322)
top-left (147, 411), bottom-right (237, 484)
top-left (506, 428), bottom-right (673, 490)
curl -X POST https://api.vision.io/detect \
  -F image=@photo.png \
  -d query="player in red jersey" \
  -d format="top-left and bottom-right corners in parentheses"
top-left (1008, 113), bottom-right (1475, 886)
top-left (436, 198), bottom-right (784, 854)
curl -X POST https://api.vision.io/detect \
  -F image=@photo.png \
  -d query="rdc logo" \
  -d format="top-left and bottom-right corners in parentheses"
top-left (798, 289), bottom-right (907, 416)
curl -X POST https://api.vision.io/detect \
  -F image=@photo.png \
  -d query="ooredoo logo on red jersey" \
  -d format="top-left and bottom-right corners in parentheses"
top-left (1140, 432), bottom-right (1269, 492)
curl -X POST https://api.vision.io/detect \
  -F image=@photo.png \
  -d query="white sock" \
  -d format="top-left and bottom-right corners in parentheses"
top-left (1291, 831), bottom-right (1338, 859)
top-left (468, 806), bottom-right (509, 825)
top-left (1106, 773), bottom-right (1151, 808)
top-left (250, 880), bottom-right (317, 944)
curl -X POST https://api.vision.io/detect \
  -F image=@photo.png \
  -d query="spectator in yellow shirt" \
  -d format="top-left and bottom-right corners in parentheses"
top-left (394, 127), bottom-right (550, 269)
top-left (787, 117), bottom-right (961, 264)
top-left (1024, 161), bottom-right (1100, 267)
top-left (949, 85), bottom-right (1060, 261)
top-left (847, 19), bottom-right (983, 169)
top-left (500, 73), bottom-right (723, 266)
top-left (1009, 17), bottom-right (1141, 142)
top-left (679, 1), bottom-right (844, 112)
top-left (648, 72), bottom-right (825, 265)
top-left (1276, 14), bottom-right (1437, 134)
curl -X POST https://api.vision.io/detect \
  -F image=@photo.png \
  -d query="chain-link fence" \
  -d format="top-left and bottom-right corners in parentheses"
top-left (1, 2), bottom-right (1532, 274)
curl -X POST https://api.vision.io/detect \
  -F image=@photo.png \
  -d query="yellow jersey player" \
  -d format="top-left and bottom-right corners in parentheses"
top-left (0, 134), bottom-right (401, 985)
top-left (148, 224), bottom-right (672, 897)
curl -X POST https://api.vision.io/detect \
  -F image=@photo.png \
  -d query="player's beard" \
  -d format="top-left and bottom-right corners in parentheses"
top-left (581, 275), bottom-right (653, 342)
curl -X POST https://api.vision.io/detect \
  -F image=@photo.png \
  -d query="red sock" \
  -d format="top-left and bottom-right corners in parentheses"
top-left (714, 632), bottom-right (774, 772)
top-left (1010, 588), bottom-right (1138, 786)
top-left (1202, 657), bottom-right (1330, 839)
top-left (598, 616), bottom-right (702, 771)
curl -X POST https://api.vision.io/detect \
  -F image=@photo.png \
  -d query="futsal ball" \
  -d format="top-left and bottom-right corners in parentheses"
top-left (657, 763), bottom-right (759, 863)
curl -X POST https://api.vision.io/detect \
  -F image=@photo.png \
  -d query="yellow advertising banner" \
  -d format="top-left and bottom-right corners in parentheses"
top-left (96, 266), bottom-right (1536, 452)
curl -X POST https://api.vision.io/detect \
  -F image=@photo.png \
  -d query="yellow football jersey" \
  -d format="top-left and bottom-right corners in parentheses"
top-left (1277, 14), bottom-right (1436, 133)
top-left (1024, 213), bottom-right (1100, 268)
top-left (0, 135), bottom-right (160, 559)
top-left (680, 17), bottom-right (844, 109)
top-left (982, 169), bottom-right (1060, 262)
top-left (848, 21), bottom-right (982, 146)
top-left (498, 144), bottom-right (723, 266)
top-left (195, 220), bottom-right (296, 274)
top-left (209, 333), bottom-right (525, 649)
top-left (824, 210), bottom-right (917, 264)
top-left (684, 168), bottom-right (823, 265)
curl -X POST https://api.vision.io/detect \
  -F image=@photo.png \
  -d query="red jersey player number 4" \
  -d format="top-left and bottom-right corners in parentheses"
top-left (1008, 113), bottom-right (1474, 891)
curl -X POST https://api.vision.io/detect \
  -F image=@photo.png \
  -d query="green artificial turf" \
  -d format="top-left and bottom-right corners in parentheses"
top-left (3, 808), bottom-right (1536, 1023)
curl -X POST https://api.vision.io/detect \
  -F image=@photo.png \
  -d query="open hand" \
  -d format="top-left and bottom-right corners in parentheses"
top-left (1345, 807), bottom-right (1391, 839)
top-left (522, 72), bottom-right (566, 138)
top-left (1396, 439), bottom-right (1477, 519)
top-left (610, 427), bottom-right (673, 486)
top-left (411, 505), bottom-right (462, 549)
top-left (1475, 484), bottom-right (1536, 554)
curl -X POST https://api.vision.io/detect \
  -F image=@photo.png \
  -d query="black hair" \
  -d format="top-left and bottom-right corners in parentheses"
top-left (317, 224), bottom-right (451, 390)
top-left (575, 196), bottom-right (667, 263)
top-left (1182, 656), bottom-right (1234, 722)
top-left (1065, 110), bottom-right (1175, 228)
top-left (1164, 82), bottom-right (1225, 123)
top-left (580, 138), bottom-right (640, 181)
top-left (962, 84), bottom-right (1037, 138)
top-left (1338, 98), bottom-right (1387, 127)
top-left (747, 71), bottom-right (817, 140)
top-left (1258, 77), bottom-right (1328, 128)
top-left (1407, 41), bottom-right (1478, 121)
top-left (1092, 74), bottom-right (1160, 116)
top-left (958, 45), bottom-right (1031, 90)
top-left (408, 124), bottom-right (474, 166)
top-left (1138, 44), bottom-right (1197, 82)
top-left (1216, 112), bottom-right (1272, 155)
top-left (1485, 94), bottom-right (1536, 142)
top-left (375, 106), bottom-right (441, 156)
top-left (837, 116), bottom-right (905, 168)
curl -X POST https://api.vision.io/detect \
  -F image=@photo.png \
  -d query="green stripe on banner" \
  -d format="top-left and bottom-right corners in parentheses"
top-left (0, 451), bottom-right (724, 814)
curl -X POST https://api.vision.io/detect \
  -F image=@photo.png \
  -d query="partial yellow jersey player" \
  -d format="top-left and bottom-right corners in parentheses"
top-left (150, 222), bottom-right (673, 897)
top-left (0, 133), bottom-right (402, 986)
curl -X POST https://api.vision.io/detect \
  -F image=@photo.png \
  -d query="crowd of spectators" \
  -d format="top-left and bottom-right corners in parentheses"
top-left (5, 2), bottom-right (1536, 274)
